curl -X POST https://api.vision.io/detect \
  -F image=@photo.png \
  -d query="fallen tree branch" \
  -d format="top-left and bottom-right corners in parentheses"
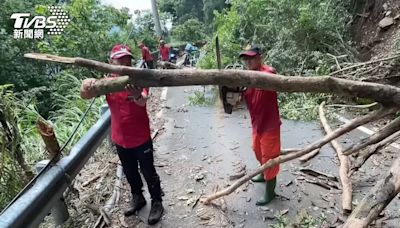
top-left (319, 102), bottom-right (352, 213)
top-left (343, 117), bottom-right (400, 156)
top-left (281, 148), bottom-right (300, 155)
top-left (24, 53), bottom-right (400, 106)
top-left (329, 54), bottom-right (400, 76)
top-left (100, 208), bottom-right (111, 226)
top-left (298, 149), bottom-right (320, 162)
top-left (344, 155), bottom-right (400, 228)
top-left (103, 164), bottom-right (123, 213)
top-left (350, 131), bottom-right (400, 175)
top-left (157, 61), bottom-right (183, 69)
top-left (201, 107), bottom-right (396, 204)
top-left (299, 168), bottom-right (338, 182)
top-left (326, 102), bottom-right (378, 109)
top-left (305, 178), bottom-right (339, 190)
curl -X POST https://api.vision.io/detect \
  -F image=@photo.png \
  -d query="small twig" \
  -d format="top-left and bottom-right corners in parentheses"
top-left (326, 102), bottom-right (378, 109)
top-left (82, 175), bottom-right (101, 187)
top-left (327, 53), bottom-right (341, 70)
top-left (100, 208), bottom-right (111, 226)
top-left (93, 215), bottom-right (103, 228)
top-left (151, 128), bottom-right (160, 140)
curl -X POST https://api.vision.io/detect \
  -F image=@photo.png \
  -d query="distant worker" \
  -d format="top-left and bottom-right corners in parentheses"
top-left (239, 45), bottom-right (281, 205)
top-left (139, 42), bottom-right (154, 69)
top-left (184, 42), bottom-right (198, 66)
top-left (159, 40), bottom-right (170, 62)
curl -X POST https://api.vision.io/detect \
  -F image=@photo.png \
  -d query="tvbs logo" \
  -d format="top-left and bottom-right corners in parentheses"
top-left (11, 6), bottom-right (70, 39)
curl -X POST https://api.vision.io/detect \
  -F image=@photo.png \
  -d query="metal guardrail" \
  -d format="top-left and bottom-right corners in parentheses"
top-left (0, 110), bottom-right (111, 228)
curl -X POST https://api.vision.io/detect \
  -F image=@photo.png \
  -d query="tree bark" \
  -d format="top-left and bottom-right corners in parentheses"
top-left (24, 53), bottom-right (400, 106)
top-left (350, 130), bottom-right (400, 174)
top-left (202, 107), bottom-right (396, 204)
top-left (36, 118), bottom-right (61, 161)
top-left (157, 61), bottom-right (183, 69)
top-left (344, 155), bottom-right (400, 228)
top-left (343, 117), bottom-right (400, 155)
top-left (319, 102), bottom-right (352, 213)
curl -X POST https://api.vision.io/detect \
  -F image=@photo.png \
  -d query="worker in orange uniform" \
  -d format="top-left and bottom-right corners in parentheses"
top-left (239, 45), bottom-right (281, 205)
top-left (139, 42), bottom-right (154, 69)
top-left (159, 40), bottom-right (170, 62)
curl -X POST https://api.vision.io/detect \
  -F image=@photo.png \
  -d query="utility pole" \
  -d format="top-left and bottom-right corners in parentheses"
top-left (150, 0), bottom-right (162, 37)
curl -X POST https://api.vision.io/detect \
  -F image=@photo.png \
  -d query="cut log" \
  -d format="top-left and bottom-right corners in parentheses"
top-left (24, 53), bottom-right (400, 106)
top-left (36, 118), bottom-right (61, 161)
top-left (344, 155), bottom-right (400, 228)
top-left (201, 107), bottom-right (396, 204)
top-left (319, 102), bottom-right (352, 213)
top-left (350, 130), bottom-right (400, 174)
top-left (343, 117), bottom-right (400, 155)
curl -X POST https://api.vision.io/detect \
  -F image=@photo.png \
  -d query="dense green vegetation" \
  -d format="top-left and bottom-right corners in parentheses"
top-left (197, 0), bottom-right (356, 121)
top-left (0, 0), bottom-right (158, 210)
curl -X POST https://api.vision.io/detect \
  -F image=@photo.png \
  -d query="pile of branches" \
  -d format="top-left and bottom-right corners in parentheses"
top-left (24, 53), bottom-right (400, 228)
top-left (328, 53), bottom-right (400, 83)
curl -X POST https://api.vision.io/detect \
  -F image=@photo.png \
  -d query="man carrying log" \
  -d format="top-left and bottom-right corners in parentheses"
top-left (239, 45), bottom-right (281, 205)
top-left (79, 44), bottom-right (163, 225)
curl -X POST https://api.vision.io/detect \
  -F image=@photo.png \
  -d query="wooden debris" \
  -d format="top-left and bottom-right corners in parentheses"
top-left (343, 117), bottom-right (400, 156)
top-left (299, 149), bottom-right (320, 162)
top-left (344, 156), bottom-right (400, 227)
top-left (202, 107), bottom-right (395, 204)
top-left (351, 130), bottom-right (400, 174)
top-left (299, 168), bottom-right (338, 182)
top-left (319, 102), bottom-right (352, 213)
top-left (82, 174), bottom-right (101, 187)
top-left (24, 53), bottom-right (400, 107)
top-left (36, 118), bottom-right (61, 161)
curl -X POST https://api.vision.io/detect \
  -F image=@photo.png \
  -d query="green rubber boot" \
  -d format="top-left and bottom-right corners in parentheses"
top-left (251, 173), bottom-right (265, 183)
top-left (256, 177), bottom-right (276, 206)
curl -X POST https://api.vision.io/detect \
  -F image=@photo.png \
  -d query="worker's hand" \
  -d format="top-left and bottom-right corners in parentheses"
top-left (126, 84), bottom-right (143, 100)
top-left (80, 78), bottom-right (97, 99)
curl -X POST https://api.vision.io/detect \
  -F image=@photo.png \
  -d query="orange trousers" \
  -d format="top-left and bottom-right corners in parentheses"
top-left (252, 128), bottom-right (280, 181)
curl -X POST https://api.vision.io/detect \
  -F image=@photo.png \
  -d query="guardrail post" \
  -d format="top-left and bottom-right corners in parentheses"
top-left (36, 160), bottom-right (69, 226)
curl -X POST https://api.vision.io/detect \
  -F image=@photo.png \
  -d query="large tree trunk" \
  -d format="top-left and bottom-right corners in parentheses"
top-left (319, 102), bottom-right (352, 213)
top-left (344, 155), bottom-right (400, 228)
top-left (24, 53), bottom-right (400, 106)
